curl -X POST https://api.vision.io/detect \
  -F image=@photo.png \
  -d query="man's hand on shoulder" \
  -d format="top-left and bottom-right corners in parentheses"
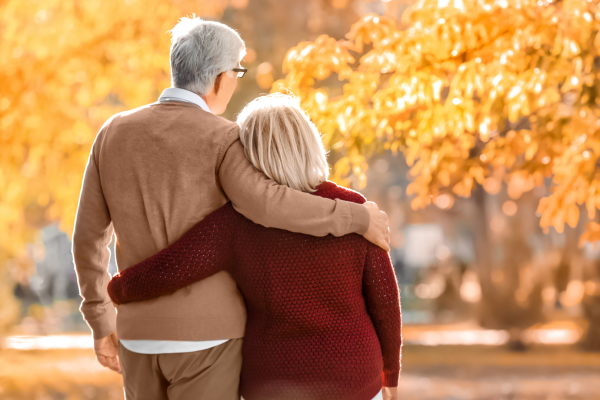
top-left (94, 331), bottom-right (122, 374)
top-left (363, 201), bottom-right (390, 252)
top-left (383, 386), bottom-right (398, 400)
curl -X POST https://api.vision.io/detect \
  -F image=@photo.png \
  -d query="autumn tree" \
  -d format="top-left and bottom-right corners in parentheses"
top-left (0, 0), bottom-right (246, 331)
top-left (274, 0), bottom-right (600, 240)
top-left (274, 0), bottom-right (600, 343)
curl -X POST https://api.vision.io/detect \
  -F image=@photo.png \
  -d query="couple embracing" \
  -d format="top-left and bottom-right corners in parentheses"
top-left (73, 17), bottom-right (401, 400)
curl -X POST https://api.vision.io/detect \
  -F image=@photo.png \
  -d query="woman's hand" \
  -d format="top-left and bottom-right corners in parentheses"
top-left (382, 387), bottom-right (398, 400)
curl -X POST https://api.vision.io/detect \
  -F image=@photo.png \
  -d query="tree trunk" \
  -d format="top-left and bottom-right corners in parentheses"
top-left (471, 185), bottom-right (498, 329)
top-left (582, 295), bottom-right (600, 351)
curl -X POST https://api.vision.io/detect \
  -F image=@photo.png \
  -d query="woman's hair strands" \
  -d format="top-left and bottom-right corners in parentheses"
top-left (237, 94), bottom-right (329, 193)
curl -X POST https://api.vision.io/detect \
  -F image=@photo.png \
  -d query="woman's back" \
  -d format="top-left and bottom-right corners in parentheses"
top-left (234, 181), bottom-right (369, 330)
top-left (232, 183), bottom-right (387, 399)
top-left (215, 182), bottom-right (400, 399)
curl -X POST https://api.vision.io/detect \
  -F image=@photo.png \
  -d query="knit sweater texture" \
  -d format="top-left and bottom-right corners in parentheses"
top-left (108, 181), bottom-right (402, 400)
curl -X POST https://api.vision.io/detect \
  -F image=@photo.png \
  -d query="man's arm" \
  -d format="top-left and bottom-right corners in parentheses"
top-left (218, 134), bottom-right (390, 250)
top-left (72, 132), bottom-right (120, 373)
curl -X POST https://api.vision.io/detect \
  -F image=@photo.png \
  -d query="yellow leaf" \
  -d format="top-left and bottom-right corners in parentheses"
top-left (567, 204), bottom-right (580, 229)
top-left (552, 209), bottom-right (565, 233)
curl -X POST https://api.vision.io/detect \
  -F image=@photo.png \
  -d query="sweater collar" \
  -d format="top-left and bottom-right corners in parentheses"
top-left (158, 88), bottom-right (211, 113)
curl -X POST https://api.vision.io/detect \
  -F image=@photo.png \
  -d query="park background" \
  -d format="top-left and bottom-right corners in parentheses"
top-left (2, 0), bottom-right (600, 398)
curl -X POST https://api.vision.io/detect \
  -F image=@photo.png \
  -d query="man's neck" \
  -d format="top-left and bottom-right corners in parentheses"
top-left (161, 87), bottom-right (212, 114)
top-left (199, 94), bottom-right (214, 113)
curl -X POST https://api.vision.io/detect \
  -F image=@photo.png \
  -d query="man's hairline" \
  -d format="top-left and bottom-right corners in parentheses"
top-left (174, 50), bottom-right (245, 96)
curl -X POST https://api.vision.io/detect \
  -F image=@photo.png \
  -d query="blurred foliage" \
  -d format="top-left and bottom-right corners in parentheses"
top-left (273, 0), bottom-right (600, 244)
top-left (0, 0), bottom-right (243, 252)
top-left (0, 0), bottom-right (245, 331)
top-left (0, 271), bottom-right (20, 333)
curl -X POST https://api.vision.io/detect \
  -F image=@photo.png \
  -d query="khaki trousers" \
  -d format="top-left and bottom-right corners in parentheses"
top-left (118, 338), bottom-right (243, 400)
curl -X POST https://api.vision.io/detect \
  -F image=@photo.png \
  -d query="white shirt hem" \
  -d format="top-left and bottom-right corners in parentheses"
top-left (120, 339), bottom-right (229, 354)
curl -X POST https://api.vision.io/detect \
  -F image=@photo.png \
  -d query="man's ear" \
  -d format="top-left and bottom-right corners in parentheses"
top-left (214, 73), bottom-right (223, 95)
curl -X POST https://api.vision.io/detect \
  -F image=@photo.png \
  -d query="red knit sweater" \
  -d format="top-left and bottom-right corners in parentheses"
top-left (108, 181), bottom-right (402, 400)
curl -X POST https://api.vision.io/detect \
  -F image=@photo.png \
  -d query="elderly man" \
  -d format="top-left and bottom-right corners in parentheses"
top-left (73, 18), bottom-right (390, 400)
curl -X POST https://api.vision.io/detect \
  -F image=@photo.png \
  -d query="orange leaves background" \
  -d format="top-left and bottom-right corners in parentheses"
top-left (273, 0), bottom-right (600, 246)
top-left (0, 1), bottom-right (243, 255)
top-left (0, 0), bottom-right (241, 329)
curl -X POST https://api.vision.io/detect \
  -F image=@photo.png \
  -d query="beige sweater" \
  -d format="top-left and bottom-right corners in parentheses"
top-left (72, 101), bottom-right (370, 341)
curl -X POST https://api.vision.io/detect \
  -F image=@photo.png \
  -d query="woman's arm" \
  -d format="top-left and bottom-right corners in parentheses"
top-left (362, 242), bottom-right (402, 389)
top-left (107, 203), bottom-right (237, 305)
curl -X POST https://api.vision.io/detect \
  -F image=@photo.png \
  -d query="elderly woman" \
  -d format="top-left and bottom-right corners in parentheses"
top-left (108, 94), bottom-right (402, 400)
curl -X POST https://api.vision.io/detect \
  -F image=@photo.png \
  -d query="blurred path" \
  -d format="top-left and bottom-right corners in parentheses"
top-left (0, 348), bottom-right (122, 400)
top-left (2, 322), bottom-right (585, 350)
top-left (1, 342), bottom-right (599, 399)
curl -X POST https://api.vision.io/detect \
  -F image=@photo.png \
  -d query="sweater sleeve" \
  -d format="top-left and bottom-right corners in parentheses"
top-left (107, 203), bottom-right (237, 305)
top-left (72, 129), bottom-right (116, 340)
top-left (218, 135), bottom-right (370, 237)
top-left (362, 242), bottom-right (402, 387)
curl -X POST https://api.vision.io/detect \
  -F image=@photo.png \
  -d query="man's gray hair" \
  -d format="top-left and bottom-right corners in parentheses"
top-left (169, 17), bottom-right (245, 95)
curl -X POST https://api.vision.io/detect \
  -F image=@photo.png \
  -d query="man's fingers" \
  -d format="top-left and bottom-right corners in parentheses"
top-left (365, 201), bottom-right (379, 210)
top-left (94, 333), bottom-right (121, 374)
top-left (378, 210), bottom-right (390, 250)
top-left (363, 201), bottom-right (392, 251)
top-left (97, 355), bottom-right (112, 367)
top-left (105, 358), bottom-right (121, 374)
top-left (382, 387), bottom-right (398, 400)
top-left (108, 355), bottom-right (122, 374)
top-left (112, 361), bottom-right (122, 374)
top-left (379, 239), bottom-right (391, 252)
top-left (97, 355), bottom-right (112, 368)
top-left (97, 355), bottom-right (122, 374)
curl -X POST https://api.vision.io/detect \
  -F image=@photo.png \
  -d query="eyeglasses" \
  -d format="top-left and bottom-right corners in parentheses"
top-left (232, 67), bottom-right (247, 78)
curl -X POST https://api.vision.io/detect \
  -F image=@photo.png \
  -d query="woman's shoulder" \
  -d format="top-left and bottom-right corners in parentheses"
top-left (312, 181), bottom-right (367, 205)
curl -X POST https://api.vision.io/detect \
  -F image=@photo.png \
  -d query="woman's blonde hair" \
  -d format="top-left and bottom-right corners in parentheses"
top-left (237, 93), bottom-right (329, 193)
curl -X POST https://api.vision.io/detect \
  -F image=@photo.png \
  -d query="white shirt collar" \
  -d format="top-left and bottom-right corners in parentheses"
top-left (158, 88), bottom-right (211, 113)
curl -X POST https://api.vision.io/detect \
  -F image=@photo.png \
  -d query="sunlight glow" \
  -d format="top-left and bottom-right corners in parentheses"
top-left (409, 328), bottom-right (582, 346)
top-left (416, 330), bottom-right (509, 346)
top-left (5, 335), bottom-right (93, 350)
top-left (522, 329), bottom-right (581, 345)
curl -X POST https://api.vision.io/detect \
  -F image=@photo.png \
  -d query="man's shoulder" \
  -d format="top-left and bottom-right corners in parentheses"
top-left (98, 102), bottom-right (239, 142)
top-left (104, 102), bottom-right (236, 128)
top-left (203, 111), bottom-right (238, 131)
top-left (99, 103), bottom-right (155, 131)
top-left (159, 101), bottom-right (239, 134)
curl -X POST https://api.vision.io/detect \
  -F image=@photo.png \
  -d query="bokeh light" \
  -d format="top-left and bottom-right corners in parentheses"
top-left (502, 200), bottom-right (518, 216)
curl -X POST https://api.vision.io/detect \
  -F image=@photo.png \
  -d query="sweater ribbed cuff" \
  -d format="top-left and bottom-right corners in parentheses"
top-left (383, 371), bottom-right (399, 387)
top-left (349, 202), bottom-right (370, 235)
top-left (86, 302), bottom-right (117, 340)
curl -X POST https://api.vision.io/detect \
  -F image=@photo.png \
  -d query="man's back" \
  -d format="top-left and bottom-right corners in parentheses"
top-left (89, 100), bottom-right (246, 341)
